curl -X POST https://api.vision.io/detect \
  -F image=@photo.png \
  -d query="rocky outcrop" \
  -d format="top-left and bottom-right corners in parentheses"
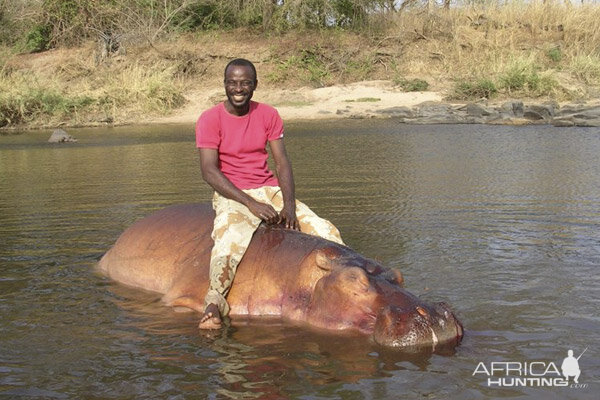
top-left (551, 104), bottom-right (600, 127)
top-left (376, 101), bottom-right (600, 127)
top-left (48, 129), bottom-right (77, 143)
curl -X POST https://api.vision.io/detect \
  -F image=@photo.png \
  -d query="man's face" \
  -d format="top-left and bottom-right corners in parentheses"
top-left (224, 65), bottom-right (256, 113)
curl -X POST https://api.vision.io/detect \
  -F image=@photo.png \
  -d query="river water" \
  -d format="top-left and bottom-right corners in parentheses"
top-left (0, 120), bottom-right (598, 399)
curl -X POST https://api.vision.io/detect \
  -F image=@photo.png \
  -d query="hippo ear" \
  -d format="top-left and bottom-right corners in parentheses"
top-left (315, 249), bottom-right (339, 271)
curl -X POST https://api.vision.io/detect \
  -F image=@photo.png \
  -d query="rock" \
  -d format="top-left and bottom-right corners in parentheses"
top-left (377, 106), bottom-right (414, 118)
top-left (552, 118), bottom-right (575, 127)
top-left (466, 103), bottom-right (493, 117)
top-left (553, 105), bottom-right (600, 127)
top-left (408, 102), bottom-right (467, 124)
top-left (523, 103), bottom-right (556, 121)
top-left (376, 100), bottom-right (600, 127)
top-left (500, 101), bottom-right (524, 118)
top-left (464, 103), bottom-right (501, 123)
top-left (48, 129), bottom-right (77, 143)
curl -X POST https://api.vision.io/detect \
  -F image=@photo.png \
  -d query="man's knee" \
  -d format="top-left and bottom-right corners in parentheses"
top-left (299, 216), bottom-right (344, 245)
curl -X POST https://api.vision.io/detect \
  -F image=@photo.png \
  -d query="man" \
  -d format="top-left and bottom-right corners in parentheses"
top-left (561, 349), bottom-right (581, 383)
top-left (196, 58), bottom-right (344, 329)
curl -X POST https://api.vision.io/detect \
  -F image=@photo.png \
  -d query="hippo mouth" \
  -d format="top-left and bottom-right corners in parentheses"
top-left (372, 302), bottom-right (463, 350)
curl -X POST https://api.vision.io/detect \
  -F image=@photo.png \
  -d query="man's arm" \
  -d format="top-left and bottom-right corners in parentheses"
top-left (199, 148), bottom-right (279, 223)
top-left (269, 139), bottom-right (300, 230)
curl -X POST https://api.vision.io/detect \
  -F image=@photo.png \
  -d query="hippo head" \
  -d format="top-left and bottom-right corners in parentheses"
top-left (305, 248), bottom-right (463, 351)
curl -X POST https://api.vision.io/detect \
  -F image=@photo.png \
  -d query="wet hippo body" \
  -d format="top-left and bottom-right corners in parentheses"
top-left (98, 203), bottom-right (463, 350)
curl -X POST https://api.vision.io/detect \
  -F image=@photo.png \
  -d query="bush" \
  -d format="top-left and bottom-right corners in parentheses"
top-left (452, 79), bottom-right (498, 100)
top-left (0, 87), bottom-right (94, 127)
top-left (498, 58), bottom-right (555, 95)
top-left (499, 64), bottom-right (528, 92)
top-left (266, 47), bottom-right (332, 87)
top-left (24, 25), bottom-right (51, 53)
top-left (546, 47), bottom-right (562, 63)
top-left (395, 78), bottom-right (429, 92)
top-left (171, 1), bottom-right (236, 31)
top-left (570, 55), bottom-right (600, 85)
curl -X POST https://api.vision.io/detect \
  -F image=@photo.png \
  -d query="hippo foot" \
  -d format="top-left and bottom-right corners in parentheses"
top-left (199, 304), bottom-right (222, 330)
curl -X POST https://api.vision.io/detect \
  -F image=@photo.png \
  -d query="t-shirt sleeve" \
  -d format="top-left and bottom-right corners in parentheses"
top-left (195, 109), bottom-right (220, 149)
top-left (267, 108), bottom-right (284, 142)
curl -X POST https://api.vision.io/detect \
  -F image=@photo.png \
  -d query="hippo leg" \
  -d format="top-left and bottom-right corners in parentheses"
top-left (166, 295), bottom-right (205, 313)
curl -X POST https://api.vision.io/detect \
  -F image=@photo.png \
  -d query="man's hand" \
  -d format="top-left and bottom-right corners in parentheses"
top-left (278, 205), bottom-right (300, 231)
top-left (247, 199), bottom-right (279, 224)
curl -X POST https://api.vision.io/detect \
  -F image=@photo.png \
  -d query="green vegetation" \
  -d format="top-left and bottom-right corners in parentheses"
top-left (395, 78), bottom-right (430, 92)
top-left (0, 86), bottom-right (93, 127)
top-left (272, 100), bottom-right (313, 108)
top-left (1, 1), bottom-right (600, 128)
top-left (570, 54), bottom-right (600, 85)
top-left (0, 60), bottom-right (185, 127)
top-left (344, 97), bottom-right (381, 102)
top-left (24, 25), bottom-right (52, 53)
top-left (546, 47), bottom-right (562, 63)
top-left (452, 79), bottom-right (498, 100)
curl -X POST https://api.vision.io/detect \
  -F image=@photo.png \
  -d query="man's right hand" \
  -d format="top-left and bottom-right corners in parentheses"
top-left (247, 200), bottom-right (279, 224)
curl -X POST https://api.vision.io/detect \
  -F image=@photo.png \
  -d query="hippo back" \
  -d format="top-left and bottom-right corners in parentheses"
top-left (98, 203), bottom-right (215, 293)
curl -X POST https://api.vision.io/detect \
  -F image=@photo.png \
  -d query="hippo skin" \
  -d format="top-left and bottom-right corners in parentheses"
top-left (98, 203), bottom-right (463, 350)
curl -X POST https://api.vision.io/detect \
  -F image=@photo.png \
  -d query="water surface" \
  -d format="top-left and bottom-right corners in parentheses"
top-left (1, 121), bottom-right (598, 399)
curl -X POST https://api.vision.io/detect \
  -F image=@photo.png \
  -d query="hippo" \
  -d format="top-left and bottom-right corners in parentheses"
top-left (98, 203), bottom-right (463, 350)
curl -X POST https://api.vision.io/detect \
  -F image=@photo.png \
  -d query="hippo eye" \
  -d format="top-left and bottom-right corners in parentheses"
top-left (416, 306), bottom-right (428, 317)
top-left (344, 267), bottom-right (369, 289)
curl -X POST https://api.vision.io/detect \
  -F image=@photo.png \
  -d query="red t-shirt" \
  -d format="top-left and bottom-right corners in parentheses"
top-left (195, 101), bottom-right (284, 190)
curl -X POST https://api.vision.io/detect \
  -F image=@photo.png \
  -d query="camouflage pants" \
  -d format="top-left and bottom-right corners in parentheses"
top-left (204, 186), bottom-right (344, 316)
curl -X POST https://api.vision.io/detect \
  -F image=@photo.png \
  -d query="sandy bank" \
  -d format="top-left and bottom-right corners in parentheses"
top-left (148, 80), bottom-right (443, 125)
top-left (147, 80), bottom-right (600, 128)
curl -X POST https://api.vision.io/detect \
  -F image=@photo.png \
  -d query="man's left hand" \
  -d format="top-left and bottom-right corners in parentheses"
top-left (278, 206), bottom-right (300, 231)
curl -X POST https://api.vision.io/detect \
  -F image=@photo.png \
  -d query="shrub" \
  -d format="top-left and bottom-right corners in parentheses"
top-left (452, 79), bottom-right (498, 100)
top-left (498, 58), bottom-right (558, 96)
top-left (569, 55), bottom-right (600, 85)
top-left (266, 47), bottom-right (332, 87)
top-left (0, 86), bottom-right (94, 127)
top-left (395, 78), bottom-right (429, 92)
top-left (499, 64), bottom-right (528, 92)
top-left (546, 47), bottom-right (562, 63)
top-left (24, 25), bottom-right (51, 53)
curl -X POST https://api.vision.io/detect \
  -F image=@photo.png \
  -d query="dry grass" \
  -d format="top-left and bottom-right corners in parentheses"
top-left (384, 2), bottom-right (600, 99)
top-left (1, 44), bottom-right (186, 127)
top-left (1, 2), bottom-right (600, 128)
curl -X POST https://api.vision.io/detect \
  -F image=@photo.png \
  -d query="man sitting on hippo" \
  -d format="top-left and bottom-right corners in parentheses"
top-left (196, 58), bottom-right (344, 329)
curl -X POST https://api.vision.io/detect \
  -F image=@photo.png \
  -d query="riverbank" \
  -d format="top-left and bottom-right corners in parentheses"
top-left (148, 80), bottom-right (443, 125)
top-left (2, 4), bottom-right (600, 130)
top-left (149, 81), bottom-right (600, 127)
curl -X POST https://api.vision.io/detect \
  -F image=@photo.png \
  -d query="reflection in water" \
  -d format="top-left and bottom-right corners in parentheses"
top-left (108, 282), bottom-right (440, 399)
top-left (1, 122), bottom-right (599, 398)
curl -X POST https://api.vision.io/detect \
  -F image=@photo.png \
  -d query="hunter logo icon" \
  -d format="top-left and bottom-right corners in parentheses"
top-left (473, 347), bottom-right (590, 388)
top-left (561, 348), bottom-right (586, 383)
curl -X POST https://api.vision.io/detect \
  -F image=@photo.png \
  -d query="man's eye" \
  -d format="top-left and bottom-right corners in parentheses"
top-left (226, 80), bottom-right (253, 87)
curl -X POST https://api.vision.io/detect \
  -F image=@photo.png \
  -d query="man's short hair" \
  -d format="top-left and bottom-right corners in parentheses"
top-left (224, 58), bottom-right (257, 82)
